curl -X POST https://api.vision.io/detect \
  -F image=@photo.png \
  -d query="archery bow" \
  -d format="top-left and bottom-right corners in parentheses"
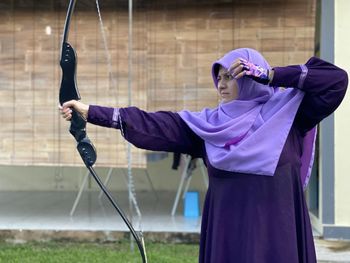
top-left (59, 1), bottom-right (147, 262)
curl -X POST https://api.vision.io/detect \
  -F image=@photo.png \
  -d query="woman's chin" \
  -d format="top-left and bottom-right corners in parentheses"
top-left (221, 98), bottom-right (235, 104)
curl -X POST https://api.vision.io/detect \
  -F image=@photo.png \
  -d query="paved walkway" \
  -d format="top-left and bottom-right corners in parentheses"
top-left (316, 238), bottom-right (350, 262)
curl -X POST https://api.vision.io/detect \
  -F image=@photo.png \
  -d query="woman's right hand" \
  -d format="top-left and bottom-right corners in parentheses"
top-left (59, 100), bottom-right (89, 121)
top-left (228, 58), bottom-right (271, 85)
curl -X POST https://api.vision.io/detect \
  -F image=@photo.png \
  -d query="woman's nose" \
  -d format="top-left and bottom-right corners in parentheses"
top-left (218, 82), bottom-right (227, 90)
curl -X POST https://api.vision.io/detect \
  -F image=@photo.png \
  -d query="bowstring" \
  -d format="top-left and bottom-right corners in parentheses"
top-left (95, 0), bottom-right (117, 90)
top-left (95, 0), bottom-right (143, 230)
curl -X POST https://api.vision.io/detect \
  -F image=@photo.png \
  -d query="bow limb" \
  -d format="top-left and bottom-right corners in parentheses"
top-left (59, 1), bottom-right (147, 262)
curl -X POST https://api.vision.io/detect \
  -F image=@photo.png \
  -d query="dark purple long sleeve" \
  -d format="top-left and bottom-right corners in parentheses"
top-left (87, 105), bottom-right (116, 128)
top-left (87, 105), bottom-right (204, 158)
top-left (270, 57), bottom-right (348, 133)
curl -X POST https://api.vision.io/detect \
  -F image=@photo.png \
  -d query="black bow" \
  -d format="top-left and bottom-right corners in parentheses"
top-left (59, 1), bottom-right (147, 262)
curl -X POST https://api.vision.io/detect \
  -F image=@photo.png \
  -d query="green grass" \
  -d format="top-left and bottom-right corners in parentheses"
top-left (0, 241), bottom-right (199, 263)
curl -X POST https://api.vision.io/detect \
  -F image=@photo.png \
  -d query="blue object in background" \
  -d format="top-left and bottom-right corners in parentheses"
top-left (184, 191), bottom-right (200, 217)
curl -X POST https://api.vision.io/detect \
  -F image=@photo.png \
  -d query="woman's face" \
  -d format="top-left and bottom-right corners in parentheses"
top-left (217, 67), bottom-right (239, 103)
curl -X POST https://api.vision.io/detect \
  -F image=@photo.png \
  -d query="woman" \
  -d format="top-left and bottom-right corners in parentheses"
top-left (60, 48), bottom-right (348, 263)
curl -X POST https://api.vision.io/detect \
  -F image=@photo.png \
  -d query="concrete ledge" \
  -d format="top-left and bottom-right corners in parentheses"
top-left (324, 226), bottom-right (350, 240)
top-left (0, 230), bottom-right (200, 244)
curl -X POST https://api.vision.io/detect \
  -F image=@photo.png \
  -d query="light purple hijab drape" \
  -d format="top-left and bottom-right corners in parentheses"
top-left (179, 48), bottom-right (316, 188)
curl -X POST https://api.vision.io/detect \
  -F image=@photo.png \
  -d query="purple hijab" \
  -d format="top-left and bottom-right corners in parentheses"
top-left (179, 48), bottom-right (316, 187)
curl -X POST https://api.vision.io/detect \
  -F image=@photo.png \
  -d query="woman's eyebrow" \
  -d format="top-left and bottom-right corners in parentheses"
top-left (218, 71), bottom-right (229, 76)
top-left (218, 72), bottom-right (230, 78)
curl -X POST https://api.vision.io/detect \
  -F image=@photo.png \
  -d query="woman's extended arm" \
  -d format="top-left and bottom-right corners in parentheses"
top-left (87, 105), bottom-right (204, 158)
top-left (269, 57), bottom-right (348, 134)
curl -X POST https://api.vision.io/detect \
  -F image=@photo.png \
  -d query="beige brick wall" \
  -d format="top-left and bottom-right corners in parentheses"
top-left (0, 0), bottom-right (315, 168)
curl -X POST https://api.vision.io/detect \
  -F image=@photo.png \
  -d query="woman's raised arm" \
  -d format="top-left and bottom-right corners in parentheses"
top-left (270, 57), bottom-right (348, 134)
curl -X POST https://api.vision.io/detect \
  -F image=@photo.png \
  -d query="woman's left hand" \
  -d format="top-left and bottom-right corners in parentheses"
top-left (228, 58), bottom-right (272, 85)
top-left (58, 100), bottom-right (89, 121)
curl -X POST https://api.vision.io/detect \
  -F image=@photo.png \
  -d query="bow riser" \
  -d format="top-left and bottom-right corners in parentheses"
top-left (59, 42), bottom-right (88, 143)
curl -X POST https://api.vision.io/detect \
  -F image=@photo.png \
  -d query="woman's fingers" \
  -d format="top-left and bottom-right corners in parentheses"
top-left (235, 71), bottom-right (246, 80)
top-left (61, 107), bottom-right (73, 121)
top-left (228, 58), bottom-right (248, 78)
top-left (59, 100), bottom-right (89, 120)
top-left (58, 100), bottom-right (77, 121)
top-left (228, 59), bottom-right (241, 74)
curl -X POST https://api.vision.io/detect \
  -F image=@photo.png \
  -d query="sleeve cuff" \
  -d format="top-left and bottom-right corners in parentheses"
top-left (269, 65), bottom-right (303, 88)
top-left (298, 64), bottom-right (308, 89)
top-left (87, 105), bottom-right (120, 128)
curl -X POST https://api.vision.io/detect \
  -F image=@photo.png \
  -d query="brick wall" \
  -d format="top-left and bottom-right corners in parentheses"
top-left (0, 0), bottom-right (316, 167)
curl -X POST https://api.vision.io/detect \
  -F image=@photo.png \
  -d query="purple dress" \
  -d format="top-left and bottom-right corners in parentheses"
top-left (87, 57), bottom-right (347, 263)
